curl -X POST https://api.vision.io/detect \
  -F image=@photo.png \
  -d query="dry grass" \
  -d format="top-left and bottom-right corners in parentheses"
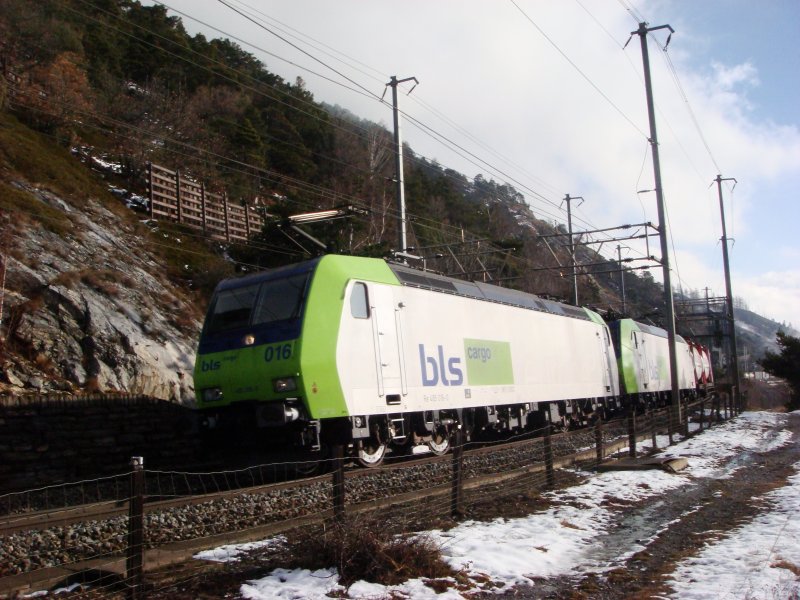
top-left (52, 268), bottom-right (133, 298)
top-left (284, 516), bottom-right (458, 589)
top-left (771, 558), bottom-right (800, 577)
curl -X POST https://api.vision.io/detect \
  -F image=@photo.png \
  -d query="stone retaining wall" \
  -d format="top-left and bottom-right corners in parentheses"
top-left (0, 395), bottom-right (201, 493)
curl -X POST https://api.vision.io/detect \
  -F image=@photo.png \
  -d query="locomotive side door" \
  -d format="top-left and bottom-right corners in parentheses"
top-left (368, 284), bottom-right (406, 402)
top-left (633, 331), bottom-right (648, 390)
top-left (597, 327), bottom-right (614, 393)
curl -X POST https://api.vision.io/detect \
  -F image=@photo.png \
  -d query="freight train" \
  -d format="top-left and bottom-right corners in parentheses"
top-left (193, 255), bottom-right (712, 466)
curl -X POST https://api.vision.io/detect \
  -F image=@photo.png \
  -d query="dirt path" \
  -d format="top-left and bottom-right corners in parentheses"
top-left (487, 412), bottom-right (800, 599)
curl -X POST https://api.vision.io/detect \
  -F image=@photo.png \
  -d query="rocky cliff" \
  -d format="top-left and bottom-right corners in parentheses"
top-left (1, 123), bottom-right (203, 402)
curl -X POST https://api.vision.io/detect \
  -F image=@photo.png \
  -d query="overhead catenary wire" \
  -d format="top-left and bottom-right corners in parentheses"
top-left (201, 0), bottom-right (574, 222)
top-left (7, 81), bottom-right (639, 298)
top-left (7, 88), bottom-right (526, 265)
top-left (153, 0), bottom-right (626, 241)
top-left (176, 1), bottom-right (658, 266)
top-left (181, 0), bottom-right (562, 205)
top-left (162, 2), bottom-right (708, 284)
top-left (75, 0), bottom-right (571, 234)
top-left (12, 3), bottom-right (668, 292)
top-left (510, 0), bottom-right (649, 140)
top-left (42, 5), bottom-right (575, 248)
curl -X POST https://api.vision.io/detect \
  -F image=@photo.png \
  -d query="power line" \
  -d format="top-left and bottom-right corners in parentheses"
top-left (616, 0), bottom-right (646, 25)
top-left (659, 41), bottom-right (724, 175)
top-left (214, 0), bottom-right (387, 83)
top-left (14, 3), bottom-right (666, 293)
top-left (128, 2), bottom-right (631, 258)
top-left (510, 0), bottom-right (649, 139)
top-left (99, 0), bottom-right (563, 233)
top-left (150, 1), bottom-right (593, 230)
top-left (214, 0), bottom-right (382, 103)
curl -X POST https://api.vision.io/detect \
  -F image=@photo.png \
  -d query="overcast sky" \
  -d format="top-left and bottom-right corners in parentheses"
top-left (148, 0), bottom-right (800, 329)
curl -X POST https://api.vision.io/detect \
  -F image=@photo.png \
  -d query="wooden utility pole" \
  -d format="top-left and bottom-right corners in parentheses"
top-left (618, 245), bottom-right (626, 315)
top-left (386, 75), bottom-right (418, 254)
top-left (631, 22), bottom-right (682, 429)
top-left (563, 194), bottom-right (583, 306)
top-left (714, 175), bottom-right (741, 401)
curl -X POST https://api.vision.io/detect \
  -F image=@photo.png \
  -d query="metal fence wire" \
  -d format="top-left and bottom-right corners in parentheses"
top-left (0, 397), bottom-right (733, 598)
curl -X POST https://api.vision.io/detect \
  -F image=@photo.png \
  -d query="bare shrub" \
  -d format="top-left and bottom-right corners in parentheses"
top-left (284, 517), bottom-right (457, 588)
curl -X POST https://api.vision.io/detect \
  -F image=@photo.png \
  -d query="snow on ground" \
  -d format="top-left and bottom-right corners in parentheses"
top-left (668, 461), bottom-right (800, 600)
top-left (198, 411), bottom-right (797, 599)
top-left (194, 537), bottom-right (286, 563)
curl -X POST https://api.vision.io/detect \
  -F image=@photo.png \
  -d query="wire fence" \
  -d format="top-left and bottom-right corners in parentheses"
top-left (0, 395), bottom-right (738, 598)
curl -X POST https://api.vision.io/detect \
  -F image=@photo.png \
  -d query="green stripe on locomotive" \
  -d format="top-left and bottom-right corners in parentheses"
top-left (194, 340), bottom-right (302, 406)
top-left (583, 307), bottom-right (606, 326)
top-left (298, 255), bottom-right (400, 418)
top-left (614, 319), bottom-right (641, 394)
top-left (194, 255), bottom-right (400, 419)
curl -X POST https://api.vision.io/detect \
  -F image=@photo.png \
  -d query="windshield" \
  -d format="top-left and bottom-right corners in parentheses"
top-left (205, 272), bottom-right (309, 334)
top-left (252, 273), bottom-right (309, 325)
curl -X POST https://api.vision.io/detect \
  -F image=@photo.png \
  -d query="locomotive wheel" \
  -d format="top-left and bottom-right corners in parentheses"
top-left (427, 429), bottom-right (450, 456)
top-left (294, 446), bottom-right (330, 477)
top-left (356, 440), bottom-right (387, 467)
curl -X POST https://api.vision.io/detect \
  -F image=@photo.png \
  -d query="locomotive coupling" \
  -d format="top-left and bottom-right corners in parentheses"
top-left (256, 401), bottom-right (304, 427)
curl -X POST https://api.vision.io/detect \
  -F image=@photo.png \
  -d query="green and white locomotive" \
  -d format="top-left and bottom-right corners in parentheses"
top-left (608, 318), bottom-right (698, 406)
top-left (194, 255), bottom-right (635, 465)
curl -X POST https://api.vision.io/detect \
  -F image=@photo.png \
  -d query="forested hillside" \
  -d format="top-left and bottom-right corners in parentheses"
top-left (0, 0), bottom-right (680, 396)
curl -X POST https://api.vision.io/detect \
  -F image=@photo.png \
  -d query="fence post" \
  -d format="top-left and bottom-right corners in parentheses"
top-left (147, 162), bottom-right (154, 220)
top-left (699, 398), bottom-right (705, 432)
top-left (649, 409), bottom-right (658, 452)
top-left (451, 427), bottom-right (464, 517)
top-left (223, 193), bottom-right (231, 242)
top-left (200, 183), bottom-right (207, 233)
top-left (594, 420), bottom-right (603, 464)
top-left (332, 445), bottom-right (345, 523)
top-left (175, 169), bottom-right (183, 224)
top-left (126, 456), bottom-right (145, 600)
top-left (628, 411), bottom-right (637, 458)
top-left (682, 399), bottom-right (690, 437)
top-left (544, 428), bottom-right (555, 488)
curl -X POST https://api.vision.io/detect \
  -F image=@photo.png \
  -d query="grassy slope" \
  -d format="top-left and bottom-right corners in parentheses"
top-left (0, 110), bottom-right (231, 312)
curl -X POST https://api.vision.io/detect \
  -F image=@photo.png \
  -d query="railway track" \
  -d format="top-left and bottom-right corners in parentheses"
top-left (0, 400), bottom-right (719, 598)
top-left (0, 416), bottom-right (629, 537)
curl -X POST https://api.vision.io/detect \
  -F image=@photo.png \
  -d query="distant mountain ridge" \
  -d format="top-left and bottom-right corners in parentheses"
top-left (735, 307), bottom-right (798, 369)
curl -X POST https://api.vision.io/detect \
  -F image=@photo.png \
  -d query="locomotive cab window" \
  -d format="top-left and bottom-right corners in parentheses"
top-left (205, 283), bottom-right (260, 333)
top-left (350, 282), bottom-right (370, 319)
top-left (252, 273), bottom-right (309, 325)
top-left (205, 272), bottom-right (310, 335)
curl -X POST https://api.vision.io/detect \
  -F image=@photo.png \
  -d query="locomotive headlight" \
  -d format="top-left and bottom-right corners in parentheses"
top-left (243, 334), bottom-right (256, 346)
top-left (272, 377), bottom-right (297, 393)
top-left (201, 387), bottom-right (223, 402)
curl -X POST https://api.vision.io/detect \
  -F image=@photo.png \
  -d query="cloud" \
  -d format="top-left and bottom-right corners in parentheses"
top-left (737, 271), bottom-right (800, 328)
top-left (711, 60), bottom-right (759, 91)
top-left (155, 0), bottom-right (800, 326)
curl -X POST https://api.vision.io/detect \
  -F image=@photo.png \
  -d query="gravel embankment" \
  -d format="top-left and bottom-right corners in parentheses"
top-left (0, 427), bottom-right (630, 578)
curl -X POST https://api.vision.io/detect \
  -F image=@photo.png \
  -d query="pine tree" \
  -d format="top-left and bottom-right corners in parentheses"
top-left (760, 332), bottom-right (800, 410)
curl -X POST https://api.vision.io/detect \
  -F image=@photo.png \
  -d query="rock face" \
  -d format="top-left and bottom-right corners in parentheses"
top-left (1, 181), bottom-right (200, 403)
